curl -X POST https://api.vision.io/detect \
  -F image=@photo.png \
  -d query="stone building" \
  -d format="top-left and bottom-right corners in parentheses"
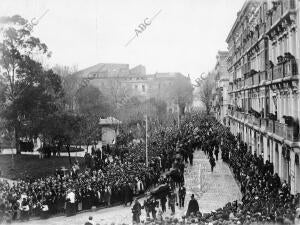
top-left (226, 0), bottom-right (300, 194)
top-left (212, 51), bottom-right (230, 124)
top-left (73, 63), bottom-right (191, 114)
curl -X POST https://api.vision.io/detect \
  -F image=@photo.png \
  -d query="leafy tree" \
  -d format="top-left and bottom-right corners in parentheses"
top-left (75, 85), bottom-right (112, 150)
top-left (42, 112), bottom-right (82, 165)
top-left (76, 85), bottom-right (111, 117)
top-left (0, 15), bottom-right (60, 154)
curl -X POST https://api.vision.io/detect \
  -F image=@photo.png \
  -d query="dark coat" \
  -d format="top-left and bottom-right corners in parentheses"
top-left (186, 199), bottom-right (199, 216)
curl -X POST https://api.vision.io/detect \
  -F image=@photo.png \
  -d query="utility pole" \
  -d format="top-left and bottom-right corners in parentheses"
top-left (177, 98), bottom-right (180, 129)
top-left (145, 114), bottom-right (148, 167)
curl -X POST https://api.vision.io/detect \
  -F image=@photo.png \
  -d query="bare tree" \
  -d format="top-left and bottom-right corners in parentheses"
top-left (196, 73), bottom-right (215, 115)
top-left (102, 79), bottom-right (132, 110)
top-left (52, 64), bottom-right (79, 111)
top-left (167, 74), bottom-right (193, 115)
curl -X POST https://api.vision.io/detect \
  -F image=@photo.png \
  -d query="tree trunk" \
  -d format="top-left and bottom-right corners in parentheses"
top-left (15, 126), bottom-right (21, 155)
top-left (206, 104), bottom-right (210, 115)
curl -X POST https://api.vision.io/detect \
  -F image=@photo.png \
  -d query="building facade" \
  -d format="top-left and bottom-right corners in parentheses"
top-left (226, 0), bottom-right (300, 194)
top-left (212, 51), bottom-right (230, 124)
top-left (73, 63), bottom-right (191, 114)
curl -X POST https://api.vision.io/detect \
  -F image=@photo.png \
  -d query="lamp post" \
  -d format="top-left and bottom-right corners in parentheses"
top-left (177, 98), bottom-right (180, 130)
top-left (145, 114), bottom-right (148, 167)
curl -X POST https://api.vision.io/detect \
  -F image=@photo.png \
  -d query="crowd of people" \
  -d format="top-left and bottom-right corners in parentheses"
top-left (0, 146), bottom-right (164, 223)
top-left (1, 112), bottom-right (300, 225)
top-left (127, 113), bottom-right (300, 224)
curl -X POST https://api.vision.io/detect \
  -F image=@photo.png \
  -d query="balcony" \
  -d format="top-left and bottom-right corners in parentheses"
top-left (273, 64), bottom-right (284, 80)
top-left (253, 72), bottom-right (260, 85)
top-left (284, 57), bottom-right (298, 76)
top-left (244, 113), bottom-right (251, 123)
top-left (261, 118), bottom-right (268, 129)
top-left (252, 116), bottom-right (261, 127)
top-left (245, 76), bottom-right (253, 86)
top-left (286, 125), bottom-right (300, 142)
top-left (267, 120), bottom-right (274, 133)
top-left (267, 68), bottom-right (273, 80)
top-left (274, 121), bottom-right (285, 137)
top-left (237, 111), bottom-right (244, 120)
top-left (259, 71), bottom-right (267, 82)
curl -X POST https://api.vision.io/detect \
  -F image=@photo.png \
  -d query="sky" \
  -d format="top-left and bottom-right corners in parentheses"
top-left (0, 0), bottom-right (245, 82)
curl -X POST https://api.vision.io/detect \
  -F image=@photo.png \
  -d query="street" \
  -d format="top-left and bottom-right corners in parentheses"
top-left (13, 150), bottom-right (241, 225)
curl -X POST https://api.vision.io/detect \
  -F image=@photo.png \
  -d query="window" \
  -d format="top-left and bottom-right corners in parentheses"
top-left (142, 85), bottom-right (145, 92)
top-left (135, 85), bottom-right (138, 89)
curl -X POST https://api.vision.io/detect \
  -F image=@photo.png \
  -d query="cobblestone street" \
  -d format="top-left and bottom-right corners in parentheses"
top-left (13, 150), bottom-right (242, 225)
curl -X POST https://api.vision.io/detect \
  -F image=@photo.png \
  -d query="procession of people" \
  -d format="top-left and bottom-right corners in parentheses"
top-left (0, 112), bottom-right (299, 224)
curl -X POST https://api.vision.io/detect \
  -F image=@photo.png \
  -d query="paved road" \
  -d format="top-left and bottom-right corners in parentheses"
top-left (11, 150), bottom-right (242, 225)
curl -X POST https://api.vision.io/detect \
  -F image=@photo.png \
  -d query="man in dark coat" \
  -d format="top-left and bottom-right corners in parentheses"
top-left (132, 198), bottom-right (142, 224)
top-left (214, 147), bottom-right (219, 161)
top-left (209, 156), bottom-right (216, 172)
top-left (178, 184), bottom-right (186, 208)
top-left (188, 151), bottom-right (193, 166)
top-left (160, 195), bottom-right (167, 213)
top-left (148, 198), bottom-right (158, 220)
top-left (186, 194), bottom-right (199, 217)
top-left (124, 183), bottom-right (131, 206)
top-left (168, 191), bottom-right (177, 215)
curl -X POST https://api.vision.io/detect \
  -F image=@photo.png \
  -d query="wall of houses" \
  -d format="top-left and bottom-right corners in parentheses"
top-left (225, 0), bottom-right (300, 195)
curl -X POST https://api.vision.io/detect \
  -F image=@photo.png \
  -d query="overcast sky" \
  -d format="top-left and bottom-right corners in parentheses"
top-left (1, 0), bottom-right (244, 82)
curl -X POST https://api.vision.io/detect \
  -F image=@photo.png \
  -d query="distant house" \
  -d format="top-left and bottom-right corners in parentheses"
top-left (99, 117), bottom-right (122, 145)
top-left (72, 63), bottom-right (193, 114)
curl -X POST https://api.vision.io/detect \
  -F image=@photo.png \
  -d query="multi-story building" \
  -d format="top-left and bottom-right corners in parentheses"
top-left (212, 51), bottom-right (230, 124)
top-left (226, 0), bottom-right (300, 195)
top-left (73, 63), bottom-right (192, 114)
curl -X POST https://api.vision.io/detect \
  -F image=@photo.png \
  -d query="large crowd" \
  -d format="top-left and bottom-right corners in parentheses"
top-left (0, 145), bottom-right (166, 223)
top-left (1, 112), bottom-right (300, 225)
top-left (127, 113), bottom-right (300, 225)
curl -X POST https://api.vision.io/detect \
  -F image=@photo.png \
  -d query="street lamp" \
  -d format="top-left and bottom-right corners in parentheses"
top-left (144, 114), bottom-right (148, 167)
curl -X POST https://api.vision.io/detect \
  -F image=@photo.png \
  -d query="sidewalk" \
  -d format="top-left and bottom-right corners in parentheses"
top-left (173, 150), bottom-right (242, 218)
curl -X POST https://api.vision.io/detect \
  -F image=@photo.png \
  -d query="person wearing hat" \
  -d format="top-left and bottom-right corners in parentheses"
top-left (186, 194), bottom-right (199, 217)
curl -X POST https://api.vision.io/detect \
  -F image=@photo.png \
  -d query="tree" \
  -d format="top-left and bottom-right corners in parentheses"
top-left (196, 73), bottom-right (215, 115)
top-left (52, 64), bottom-right (78, 111)
top-left (75, 85), bottom-right (112, 150)
top-left (42, 112), bottom-right (82, 165)
top-left (0, 15), bottom-right (59, 154)
top-left (168, 74), bottom-right (194, 115)
top-left (76, 85), bottom-right (111, 117)
top-left (102, 79), bottom-right (132, 110)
